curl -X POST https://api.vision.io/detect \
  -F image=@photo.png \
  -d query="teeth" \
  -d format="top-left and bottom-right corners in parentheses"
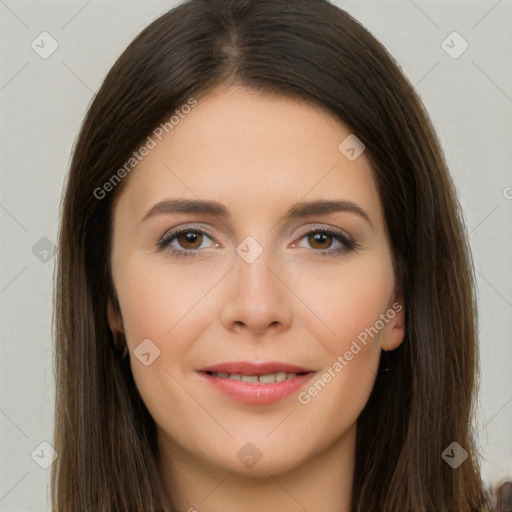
top-left (241, 375), bottom-right (259, 383)
top-left (211, 371), bottom-right (299, 383)
top-left (275, 372), bottom-right (288, 382)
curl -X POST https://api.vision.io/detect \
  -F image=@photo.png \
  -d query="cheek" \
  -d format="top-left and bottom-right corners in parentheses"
top-left (114, 255), bottom-right (223, 343)
top-left (287, 250), bottom-right (395, 355)
top-left (113, 255), bottom-right (227, 402)
top-left (115, 256), bottom-right (217, 430)
top-left (289, 251), bottom-right (393, 415)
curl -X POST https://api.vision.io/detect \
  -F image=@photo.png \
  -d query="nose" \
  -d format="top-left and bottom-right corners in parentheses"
top-left (219, 245), bottom-right (293, 337)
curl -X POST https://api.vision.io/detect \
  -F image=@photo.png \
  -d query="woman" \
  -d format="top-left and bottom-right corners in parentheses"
top-left (51, 0), bottom-right (497, 510)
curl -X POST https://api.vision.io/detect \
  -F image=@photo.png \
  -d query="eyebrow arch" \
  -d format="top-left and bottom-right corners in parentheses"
top-left (140, 197), bottom-right (373, 227)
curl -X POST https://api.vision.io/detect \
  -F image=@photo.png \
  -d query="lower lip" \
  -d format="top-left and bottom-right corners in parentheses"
top-left (199, 371), bottom-right (315, 405)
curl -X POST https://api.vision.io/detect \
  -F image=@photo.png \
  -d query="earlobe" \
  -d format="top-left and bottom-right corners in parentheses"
top-left (107, 296), bottom-right (124, 335)
top-left (381, 293), bottom-right (405, 352)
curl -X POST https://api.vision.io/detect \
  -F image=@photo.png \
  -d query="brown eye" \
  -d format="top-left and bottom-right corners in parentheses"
top-left (176, 231), bottom-right (203, 250)
top-left (308, 232), bottom-right (334, 250)
top-left (295, 228), bottom-right (357, 257)
top-left (158, 227), bottom-right (216, 257)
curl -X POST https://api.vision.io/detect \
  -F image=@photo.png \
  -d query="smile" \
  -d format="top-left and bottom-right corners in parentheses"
top-left (198, 361), bottom-right (316, 405)
top-left (208, 371), bottom-right (301, 383)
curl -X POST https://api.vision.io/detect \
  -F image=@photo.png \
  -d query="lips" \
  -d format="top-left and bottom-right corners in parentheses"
top-left (197, 361), bottom-right (316, 405)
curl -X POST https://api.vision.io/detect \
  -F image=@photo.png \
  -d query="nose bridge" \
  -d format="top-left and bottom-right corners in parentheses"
top-left (221, 234), bottom-right (292, 333)
top-left (236, 236), bottom-right (276, 294)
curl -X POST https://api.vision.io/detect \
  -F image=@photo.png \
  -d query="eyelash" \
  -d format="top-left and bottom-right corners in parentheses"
top-left (157, 225), bottom-right (358, 258)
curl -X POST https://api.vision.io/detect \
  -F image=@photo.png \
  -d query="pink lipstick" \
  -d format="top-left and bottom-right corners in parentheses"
top-left (198, 361), bottom-right (316, 405)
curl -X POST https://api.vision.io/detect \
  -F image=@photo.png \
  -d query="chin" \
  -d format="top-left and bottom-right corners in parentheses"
top-left (198, 436), bottom-right (313, 477)
top-left (223, 453), bottom-right (306, 478)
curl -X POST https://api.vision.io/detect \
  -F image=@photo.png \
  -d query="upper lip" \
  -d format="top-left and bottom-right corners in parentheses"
top-left (199, 361), bottom-right (314, 375)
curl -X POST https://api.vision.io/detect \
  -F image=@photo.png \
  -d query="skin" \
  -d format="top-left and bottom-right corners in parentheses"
top-left (107, 84), bottom-right (405, 512)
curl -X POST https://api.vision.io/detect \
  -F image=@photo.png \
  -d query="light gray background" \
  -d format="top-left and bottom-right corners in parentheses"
top-left (0, 1), bottom-right (511, 510)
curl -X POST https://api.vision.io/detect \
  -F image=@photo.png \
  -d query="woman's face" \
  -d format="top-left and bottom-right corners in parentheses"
top-left (108, 84), bottom-right (404, 478)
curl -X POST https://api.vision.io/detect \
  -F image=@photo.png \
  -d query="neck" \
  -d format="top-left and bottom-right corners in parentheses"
top-left (158, 425), bottom-right (355, 512)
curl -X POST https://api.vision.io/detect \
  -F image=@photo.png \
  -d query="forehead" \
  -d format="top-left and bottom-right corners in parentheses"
top-left (115, 85), bottom-right (383, 228)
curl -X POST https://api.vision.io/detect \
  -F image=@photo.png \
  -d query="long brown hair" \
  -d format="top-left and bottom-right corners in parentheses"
top-left (51, 0), bottom-right (491, 510)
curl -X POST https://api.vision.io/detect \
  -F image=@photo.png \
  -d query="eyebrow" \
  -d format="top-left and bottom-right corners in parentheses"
top-left (140, 197), bottom-right (373, 227)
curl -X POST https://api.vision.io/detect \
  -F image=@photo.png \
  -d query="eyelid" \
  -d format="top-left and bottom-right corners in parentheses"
top-left (294, 223), bottom-right (353, 239)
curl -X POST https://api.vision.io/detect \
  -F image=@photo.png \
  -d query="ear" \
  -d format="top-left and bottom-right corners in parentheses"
top-left (107, 296), bottom-right (124, 335)
top-left (380, 288), bottom-right (405, 352)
